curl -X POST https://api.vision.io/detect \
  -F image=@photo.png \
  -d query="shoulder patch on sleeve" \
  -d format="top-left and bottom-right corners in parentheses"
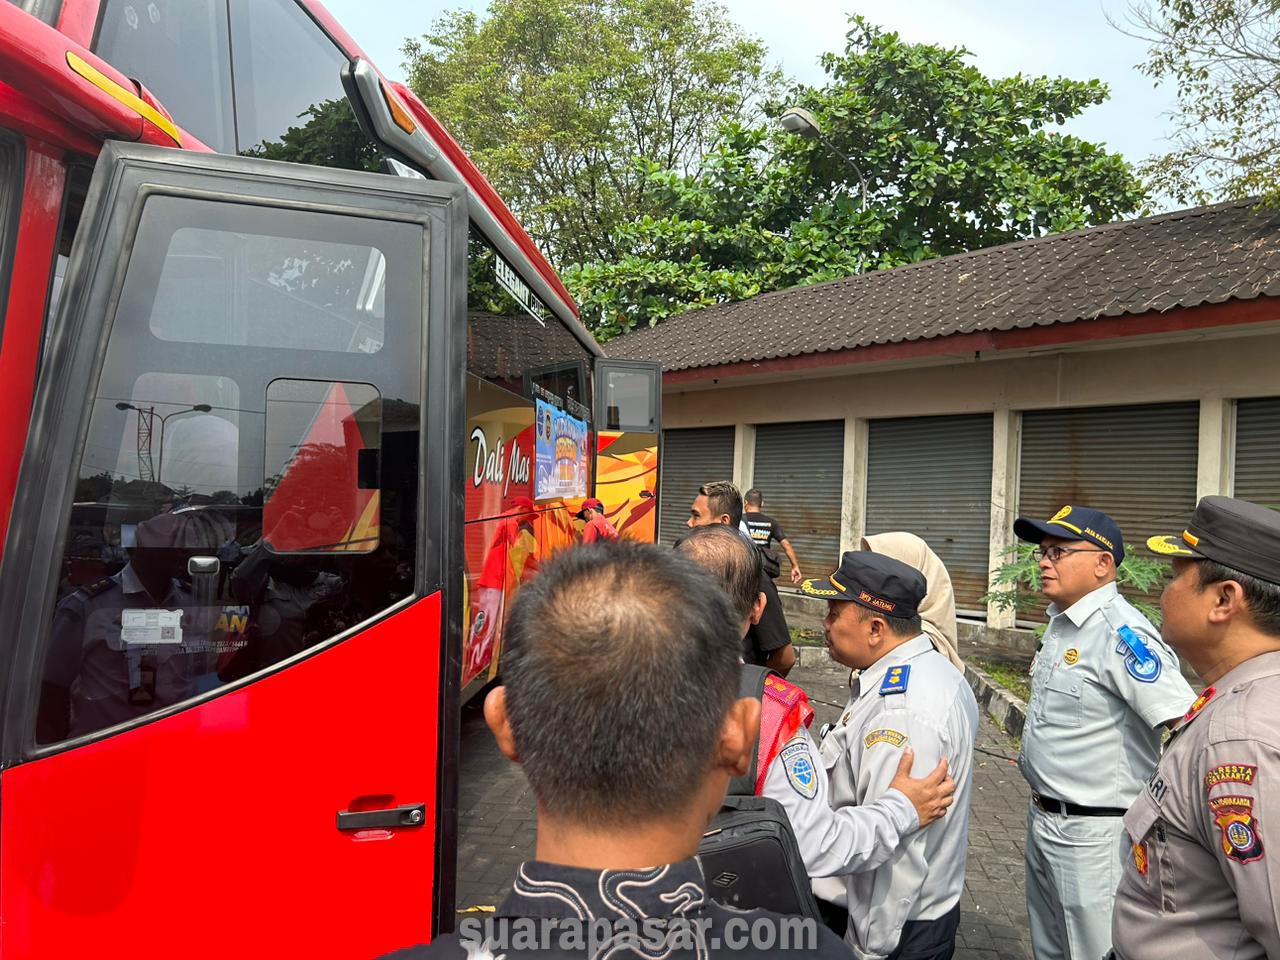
top-left (879, 664), bottom-right (910, 696)
top-left (1209, 795), bottom-right (1265, 864)
top-left (780, 740), bottom-right (817, 799)
top-left (863, 728), bottom-right (908, 749)
top-left (1115, 624), bottom-right (1162, 683)
top-left (1205, 764), bottom-right (1257, 791)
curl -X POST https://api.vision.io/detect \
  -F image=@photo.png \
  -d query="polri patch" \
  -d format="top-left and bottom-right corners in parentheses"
top-left (1116, 625), bottom-right (1161, 683)
top-left (1063, 648), bottom-right (1080, 666)
top-left (780, 740), bottom-right (817, 800)
top-left (879, 664), bottom-right (910, 695)
top-left (1209, 795), bottom-right (1265, 864)
top-left (1205, 764), bottom-right (1257, 791)
top-left (864, 728), bottom-right (908, 749)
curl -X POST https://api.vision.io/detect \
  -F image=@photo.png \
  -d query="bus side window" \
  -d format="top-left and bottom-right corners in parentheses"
top-left (36, 192), bottom-right (422, 746)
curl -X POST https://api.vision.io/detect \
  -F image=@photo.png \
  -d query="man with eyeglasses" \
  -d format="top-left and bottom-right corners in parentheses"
top-left (1012, 505), bottom-right (1194, 960)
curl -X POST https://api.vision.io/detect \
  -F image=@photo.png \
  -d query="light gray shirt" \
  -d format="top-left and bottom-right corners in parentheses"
top-left (817, 635), bottom-right (978, 960)
top-left (1113, 651), bottom-right (1280, 960)
top-left (762, 724), bottom-right (918, 879)
top-left (1019, 582), bottom-right (1195, 808)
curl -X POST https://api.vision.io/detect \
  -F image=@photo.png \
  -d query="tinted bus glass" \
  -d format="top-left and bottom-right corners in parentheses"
top-left (94, 0), bottom-right (235, 153)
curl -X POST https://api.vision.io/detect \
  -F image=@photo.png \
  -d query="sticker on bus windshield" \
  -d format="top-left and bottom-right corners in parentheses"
top-left (534, 398), bottom-right (588, 501)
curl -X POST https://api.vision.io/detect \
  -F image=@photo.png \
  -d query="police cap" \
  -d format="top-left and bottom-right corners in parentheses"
top-left (1148, 495), bottom-right (1280, 585)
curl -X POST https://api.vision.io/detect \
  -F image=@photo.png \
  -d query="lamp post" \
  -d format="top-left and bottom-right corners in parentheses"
top-left (778, 106), bottom-right (870, 214)
top-left (116, 402), bottom-right (213, 488)
top-left (779, 106), bottom-right (871, 275)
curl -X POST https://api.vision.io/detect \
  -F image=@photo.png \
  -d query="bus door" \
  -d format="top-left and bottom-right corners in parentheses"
top-left (592, 360), bottom-right (662, 542)
top-left (0, 142), bottom-right (466, 957)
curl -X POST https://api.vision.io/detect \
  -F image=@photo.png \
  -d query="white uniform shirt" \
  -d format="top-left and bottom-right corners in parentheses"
top-left (762, 724), bottom-right (918, 879)
top-left (818, 635), bottom-right (978, 960)
top-left (1019, 582), bottom-right (1195, 808)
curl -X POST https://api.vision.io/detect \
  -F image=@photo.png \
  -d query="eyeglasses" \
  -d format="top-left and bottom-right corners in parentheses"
top-left (1032, 546), bottom-right (1108, 563)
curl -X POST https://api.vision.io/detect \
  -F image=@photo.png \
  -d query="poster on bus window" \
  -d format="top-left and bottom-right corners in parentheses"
top-left (534, 397), bottom-right (588, 501)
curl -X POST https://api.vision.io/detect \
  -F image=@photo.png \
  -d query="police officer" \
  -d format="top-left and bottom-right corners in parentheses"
top-left (1111, 496), bottom-right (1280, 959)
top-left (1013, 505), bottom-right (1195, 960)
top-left (801, 552), bottom-right (978, 960)
top-left (39, 512), bottom-right (218, 743)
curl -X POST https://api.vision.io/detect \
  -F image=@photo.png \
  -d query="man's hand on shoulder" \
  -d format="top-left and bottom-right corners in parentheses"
top-left (889, 748), bottom-right (955, 829)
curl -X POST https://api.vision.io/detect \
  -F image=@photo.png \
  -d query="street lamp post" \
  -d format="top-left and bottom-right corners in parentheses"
top-left (779, 106), bottom-right (871, 275)
top-left (115, 402), bottom-right (213, 489)
top-left (778, 106), bottom-right (870, 213)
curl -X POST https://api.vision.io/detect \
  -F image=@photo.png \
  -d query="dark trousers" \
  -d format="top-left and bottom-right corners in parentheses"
top-left (818, 903), bottom-right (961, 960)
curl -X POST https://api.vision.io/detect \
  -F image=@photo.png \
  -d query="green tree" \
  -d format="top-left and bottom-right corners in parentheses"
top-left (403, 0), bottom-right (779, 265)
top-left (1120, 0), bottom-right (1280, 205)
top-left (570, 18), bottom-right (1148, 340)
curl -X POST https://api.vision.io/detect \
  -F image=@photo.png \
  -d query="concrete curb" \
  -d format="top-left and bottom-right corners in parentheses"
top-left (963, 663), bottom-right (1028, 740)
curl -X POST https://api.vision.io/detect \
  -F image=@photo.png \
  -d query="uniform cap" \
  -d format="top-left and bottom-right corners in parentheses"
top-left (799, 551), bottom-right (927, 619)
top-left (1014, 505), bottom-right (1125, 564)
top-left (1147, 495), bottom-right (1280, 584)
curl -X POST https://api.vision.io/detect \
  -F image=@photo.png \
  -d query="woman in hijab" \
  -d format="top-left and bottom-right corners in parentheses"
top-left (860, 532), bottom-right (964, 669)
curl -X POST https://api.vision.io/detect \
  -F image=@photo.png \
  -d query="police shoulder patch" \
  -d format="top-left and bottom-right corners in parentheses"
top-left (879, 664), bottom-right (910, 696)
top-left (1209, 795), bottom-right (1265, 864)
top-left (780, 740), bottom-right (817, 800)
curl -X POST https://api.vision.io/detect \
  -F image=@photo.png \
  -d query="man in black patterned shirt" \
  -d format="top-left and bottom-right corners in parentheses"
top-left (382, 542), bottom-right (850, 959)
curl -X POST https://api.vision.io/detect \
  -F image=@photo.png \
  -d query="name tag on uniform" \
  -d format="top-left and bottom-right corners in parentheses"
top-left (120, 609), bottom-right (183, 646)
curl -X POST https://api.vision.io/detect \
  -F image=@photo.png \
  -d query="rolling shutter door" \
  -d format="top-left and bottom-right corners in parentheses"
top-left (1019, 403), bottom-right (1199, 614)
top-left (1234, 397), bottom-right (1280, 508)
top-left (657, 427), bottom-right (735, 547)
top-left (751, 420), bottom-right (845, 578)
top-left (864, 414), bottom-right (994, 610)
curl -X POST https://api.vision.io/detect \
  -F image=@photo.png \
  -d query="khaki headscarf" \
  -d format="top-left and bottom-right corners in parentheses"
top-left (861, 532), bottom-right (963, 669)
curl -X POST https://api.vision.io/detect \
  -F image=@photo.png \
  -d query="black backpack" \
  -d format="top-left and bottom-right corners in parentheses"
top-left (697, 666), bottom-right (822, 920)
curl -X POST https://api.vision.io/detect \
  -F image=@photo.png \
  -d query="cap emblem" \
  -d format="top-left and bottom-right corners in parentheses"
top-left (1051, 506), bottom-right (1073, 522)
top-left (1183, 530), bottom-right (1200, 547)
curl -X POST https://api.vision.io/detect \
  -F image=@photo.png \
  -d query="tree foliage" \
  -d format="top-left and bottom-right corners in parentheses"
top-left (1121, 0), bottom-right (1280, 205)
top-left (567, 18), bottom-right (1148, 341)
top-left (403, 0), bottom-right (778, 266)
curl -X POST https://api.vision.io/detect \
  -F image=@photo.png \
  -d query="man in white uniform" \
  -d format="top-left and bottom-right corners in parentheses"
top-left (800, 552), bottom-right (978, 960)
top-left (1013, 505), bottom-right (1195, 960)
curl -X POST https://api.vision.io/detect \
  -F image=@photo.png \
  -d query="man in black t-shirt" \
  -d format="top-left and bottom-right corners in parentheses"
top-left (742, 488), bottom-right (804, 584)
top-left (687, 481), bottom-right (796, 676)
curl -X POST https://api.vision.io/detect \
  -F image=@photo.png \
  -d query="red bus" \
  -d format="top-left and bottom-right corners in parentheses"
top-left (0, 1), bottom-right (661, 955)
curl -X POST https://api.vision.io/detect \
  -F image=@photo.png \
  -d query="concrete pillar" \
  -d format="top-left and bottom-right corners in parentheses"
top-left (732, 423), bottom-right (756, 493)
top-left (840, 416), bottom-right (869, 556)
top-left (987, 408), bottom-right (1021, 628)
top-left (1197, 397), bottom-right (1234, 500)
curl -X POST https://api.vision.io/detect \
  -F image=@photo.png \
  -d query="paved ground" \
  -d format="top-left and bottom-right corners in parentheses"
top-left (456, 658), bottom-right (1033, 958)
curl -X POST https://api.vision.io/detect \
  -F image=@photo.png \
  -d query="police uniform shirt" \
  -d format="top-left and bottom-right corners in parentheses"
top-left (1019, 582), bottom-right (1195, 808)
top-left (47, 566), bottom-right (215, 738)
top-left (817, 635), bottom-right (979, 960)
top-left (761, 723), bottom-right (918, 879)
top-left (1113, 651), bottom-right (1280, 960)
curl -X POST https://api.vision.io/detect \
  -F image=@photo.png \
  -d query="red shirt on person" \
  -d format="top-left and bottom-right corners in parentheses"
top-left (582, 512), bottom-right (618, 543)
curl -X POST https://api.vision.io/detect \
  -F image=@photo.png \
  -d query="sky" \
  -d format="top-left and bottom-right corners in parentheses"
top-left (321, 0), bottom-right (1178, 188)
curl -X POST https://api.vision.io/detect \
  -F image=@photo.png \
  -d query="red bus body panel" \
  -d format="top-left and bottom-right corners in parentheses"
top-left (0, 594), bottom-right (443, 958)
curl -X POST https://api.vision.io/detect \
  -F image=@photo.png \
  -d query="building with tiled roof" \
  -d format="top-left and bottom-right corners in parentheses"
top-left (609, 200), bottom-right (1280, 624)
